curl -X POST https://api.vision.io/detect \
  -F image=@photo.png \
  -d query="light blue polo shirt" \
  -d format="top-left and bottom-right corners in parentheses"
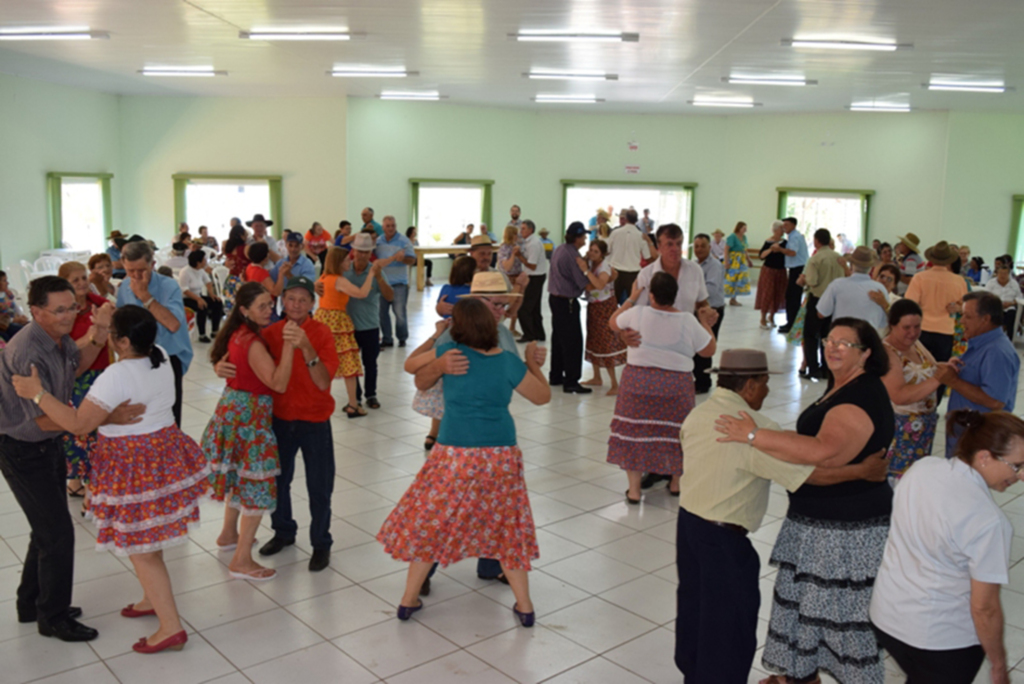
top-left (116, 271), bottom-right (194, 373)
top-left (270, 255), bottom-right (316, 282)
top-left (784, 230), bottom-right (809, 269)
top-left (375, 232), bottom-right (415, 286)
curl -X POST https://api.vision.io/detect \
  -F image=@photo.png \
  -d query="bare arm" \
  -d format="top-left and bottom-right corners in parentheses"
top-left (414, 348), bottom-right (468, 391)
top-left (805, 449), bottom-right (888, 485)
top-left (971, 580), bottom-right (1009, 683)
top-left (247, 337), bottom-right (295, 393)
top-left (405, 321), bottom-right (450, 374)
top-left (514, 342), bottom-right (551, 405)
top-left (34, 394), bottom-right (110, 435)
top-left (881, 347), bottom-right (944, 406)
top-left (335, 267), bottom-right (377, 299)
top-left (376, 270), bottom-right (394, 302)
top-left (947, 375), bottom-right (1005, 411)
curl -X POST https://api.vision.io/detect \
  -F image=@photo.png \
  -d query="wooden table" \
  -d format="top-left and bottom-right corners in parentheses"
top-left (413, 245), bottom-right (474, 291)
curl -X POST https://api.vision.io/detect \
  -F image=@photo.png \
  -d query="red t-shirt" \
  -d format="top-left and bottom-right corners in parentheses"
top-left (245, 264), bottom-right (271, 284)
top-left (226, 328), bottom-right (273, 395)
top-left (263, 317), bottom-right (339, 422)
top-left (306, 230), bottom-right (329, 254)
top-left (71, 293), bottom-right (111, 371)
top-left (227, 245), bottom-right (250, 277)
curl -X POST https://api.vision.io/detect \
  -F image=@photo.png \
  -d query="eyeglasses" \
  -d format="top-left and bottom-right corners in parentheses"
top-left (43, 306), bottom-right (78, 316)
top-left (824, 337), bottom-right (865, 350)
top-left (482, 300), bottom-right (510, 310)
top-left (995, 455), bottom-right (1024, 474)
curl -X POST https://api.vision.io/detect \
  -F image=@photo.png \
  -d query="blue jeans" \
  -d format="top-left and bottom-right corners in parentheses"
top-left (270, 418), bottom-right (335, 550)
top-left (378, 283), bottom-right (409, 344)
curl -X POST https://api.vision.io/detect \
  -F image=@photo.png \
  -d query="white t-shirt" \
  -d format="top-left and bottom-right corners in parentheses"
top-left (85, 351), bottom-right (177, 437)
top-left (178, 267), bottom-right (211, 297)
top-left (869, 456), bottom-right (1012, 650)
top-left (985, 278), bottom-right (1022, 308)
top-left (615, 306), bottom-right (712, 372)
top-left (521, 233), bottom-right (549, 277)
top-left (585, 260), bottom-right (615, 303)
top-left (633, 258), bottom-right (709, 313)
top-left (606, 224), bottom-right (652, 272)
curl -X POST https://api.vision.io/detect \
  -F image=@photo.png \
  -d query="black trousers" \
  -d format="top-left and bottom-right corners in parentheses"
top-left (801, 295), bottom-right (830, 374)
top-left (1003, 307), bottom-right (1017, 340)
top-left (693, 306), bottom-right (725, 393)
top-left (872, 624), bottom-right (985, 683)
top-left (784, 266), bottom-right (804, 329)
top-left (170, 354), bottom-right (183, 427)
top-left (614, 269), bottom-right (639, 305)
top-left (354, 328), bottom-right (381, 401)
top-left (675, 508), bottom-right (760, 684)
top-left (548, 296), bottom-right (583, 386)
top-left (423, 258), bottom-right (433, 279)
top-left (519, 275), bottom-right (547, 342)
top-left (183, 296), bottom-right (224, 336)
top-left (919, 331), bottom-right (954, 399)
top-left (271, 419), bottom-right (335, 550)
top-left (0, 436), bottom-right (75, 624)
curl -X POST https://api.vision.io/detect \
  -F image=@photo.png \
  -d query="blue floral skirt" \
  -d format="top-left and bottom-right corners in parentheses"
top-left (64, 368), bottom-right (101, 481)
top-left (887, 412), bottom-right (939, 481)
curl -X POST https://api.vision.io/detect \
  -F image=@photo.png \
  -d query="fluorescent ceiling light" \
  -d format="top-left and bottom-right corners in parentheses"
top-left (848, 103), bottom-right (910, 112)
top-left (723, 76), bottom-right (815, 86)
top-left (689, 98), bottom-right (761, 108)
top-left (534, 94), bottom-right (602, 103)
top-left (140, 66), bottom-right (225, 77)
top-left (0, 27), bottom-right (108, 40)
top-left (330, 68), bottom-right (415, 78)
top-left (526, 70), bottom-right (617, 81)
top-left (380, 90), bottom-right (440, 101)
top-left (240, 30), bottom-right (350, 41)
top-left (513, 30), bottom-right (639, 43)
top-left (783, 38), bottom-right (909, 51)
top-left (926, 81), bottom-right (1007, 93)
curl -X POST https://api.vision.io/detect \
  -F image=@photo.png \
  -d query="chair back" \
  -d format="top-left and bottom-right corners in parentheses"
top-left (33, 256), bottom-right (65, 274)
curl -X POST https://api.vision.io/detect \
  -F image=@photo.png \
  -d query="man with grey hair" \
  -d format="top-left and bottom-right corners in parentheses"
top-left (514, 219), bottom-right (549, 343)
top-left (375, 215), bottom-right (416, 348)
top-left (361, 207), bottom-right (383, 236)
top-left (606, 207), bottom-right (653, 303)
top-left (816, 245), bottom-right (889, 332)
top-left (116, 239), bottom-right (192, 425)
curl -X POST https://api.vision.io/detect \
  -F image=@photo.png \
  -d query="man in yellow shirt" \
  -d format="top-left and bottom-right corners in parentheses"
top-left (675, 349), bottom-right (887, 683)
top-left (796, 228), bottom-right (845, 379)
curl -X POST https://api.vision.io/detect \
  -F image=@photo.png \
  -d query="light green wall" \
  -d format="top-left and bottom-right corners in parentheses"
top-left (347, 99), bottom-right (966, 252)
top-left (118, 96), bottom-right (347, 240)
top-left (0, 72), bottom-right (120, 265)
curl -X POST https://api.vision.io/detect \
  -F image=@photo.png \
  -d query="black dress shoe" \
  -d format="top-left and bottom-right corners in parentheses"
top-left (380, 341), bottom-right (394, 348)
top-left (563, 384), bottom-right (592, 394)
top-left (419, 577), bottom-right (431, 596)
top-left (258, 536), bottom-right (295, 557)
top-left (38, 617), bottom-right (98, 642)
top-left (548, 378), bottom-right (564, 386)
top-left (641, 473), bottom-right (671, 489)
top-left (308, 548), bottom-right (330, 572)
top-left (398, 340), bottom-right (407, 347)
top-left (18, 606), bottom-right (82, 624)
top-left (777, 326), bottom-right (792, 334)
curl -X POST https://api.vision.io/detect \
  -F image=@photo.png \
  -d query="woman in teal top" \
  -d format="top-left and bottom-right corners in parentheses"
top-left (378, 298), bottom-right (550, 626)
top-left (724, 221), bottom-right (752, 306)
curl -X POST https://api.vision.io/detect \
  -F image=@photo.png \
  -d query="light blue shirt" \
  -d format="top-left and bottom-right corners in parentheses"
top-left (816, 273), bottom-right (889, 331)
top-left (697, 256), bottom-right (726, 309)
top-left (784, 230), bottom-right (808, 269)
top-left (116, 271), bottom-right (193, 373)
top-left (946, 327), bottom-right (1020, 454)
top-left (270, 254), bottom-right (316, 282)
top-left (375, 232), bottom-right (415, 286)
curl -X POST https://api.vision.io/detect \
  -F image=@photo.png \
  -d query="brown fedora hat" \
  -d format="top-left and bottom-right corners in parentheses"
top-left (848, 246), bottom-right (880, 270)
top-left (710, 349), bottom-right (782, 376)
top-left (924, 240), bottom-right (958, 266)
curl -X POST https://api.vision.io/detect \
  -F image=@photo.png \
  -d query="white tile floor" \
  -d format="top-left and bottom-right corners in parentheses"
top-left (4, 287), bottom-right (1024, 683)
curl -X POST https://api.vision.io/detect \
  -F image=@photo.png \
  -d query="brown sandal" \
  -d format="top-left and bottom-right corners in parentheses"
top-left (343, 404), bottom-right (367, 419)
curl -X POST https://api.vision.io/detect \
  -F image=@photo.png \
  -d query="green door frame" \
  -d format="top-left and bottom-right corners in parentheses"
top-left (409, 178), bottom-right (495, 232)
top-left (776, 186), bottom-right (876, 243)
top-left (46, 172), bottom-right (114, 250)
top-left (173, 174), bottom-right (284, 238)
top-left (559, 179), bottom-right (698, 246)
top-left (1010, 195), bottom-right (1024, 261)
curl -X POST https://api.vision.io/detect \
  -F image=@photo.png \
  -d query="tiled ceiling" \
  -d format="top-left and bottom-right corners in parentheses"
top-left (0, 0), bottom-right (1021, 113)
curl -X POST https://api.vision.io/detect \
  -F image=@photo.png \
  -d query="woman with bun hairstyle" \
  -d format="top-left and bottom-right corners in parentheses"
top-left (11, 306), bottom-right (209, 654)
top-left (870, 410), bottom-right (1024, 684)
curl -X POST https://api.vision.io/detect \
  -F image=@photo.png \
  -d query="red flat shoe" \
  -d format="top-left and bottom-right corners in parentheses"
top-left (132, 630), bottom-right (187, 654)
top-left (121, 603), bottom-right (156, 618)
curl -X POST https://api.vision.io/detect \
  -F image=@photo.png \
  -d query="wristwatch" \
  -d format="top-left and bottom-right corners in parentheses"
top-left (306, 357), bottom-right (320, 368)
top-left (747, 428), bottom-right (759, 445)
top-left (142, 297), bottom-right (155, 309)
top-left (32, 390), bottom-right (46, 406)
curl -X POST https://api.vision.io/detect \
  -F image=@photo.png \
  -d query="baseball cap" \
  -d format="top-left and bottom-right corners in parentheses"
top-left (285, 232), bottom-right (304, 243)
top-left (283, 276), bottom-right (315, 297)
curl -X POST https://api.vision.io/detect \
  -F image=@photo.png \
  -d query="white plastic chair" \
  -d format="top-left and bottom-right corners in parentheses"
top-left (211, 265), bottom-right (230, 300)
top-left (1013, 298), bottom-right (1024, 343)
top-left (33, 256), bottom-right (64, 273)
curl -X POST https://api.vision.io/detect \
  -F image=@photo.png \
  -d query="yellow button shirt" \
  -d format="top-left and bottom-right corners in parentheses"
top-left (679, 388), bottom-right (813, 532)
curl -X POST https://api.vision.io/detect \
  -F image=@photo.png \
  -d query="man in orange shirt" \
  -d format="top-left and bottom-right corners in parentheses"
top-left (214, 277), bottom-right (340, 572)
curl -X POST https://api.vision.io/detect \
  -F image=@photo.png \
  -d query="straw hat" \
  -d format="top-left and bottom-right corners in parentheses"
top-left (351, 233), bottom-right (375, 252)
top-left (458, 271), bottom-right (522, 298)
top-left (469, 234), bottom-right (493, 250)
top-left (847, 246), bottom-right (880, 270)
top-left (897, 232), bottom-right (921, 254)
top-left (924, 240), bottom-right (959, 266)
top-left (710, 349), bottom-right (782, 376)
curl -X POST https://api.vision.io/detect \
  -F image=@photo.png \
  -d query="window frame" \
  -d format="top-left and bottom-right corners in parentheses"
top-left (560, 179), bottom-right (697, 248)
top-left (776, 186), bottom-right (875, 244)
top-left (46, 172), bottom-right (114, 250)
top-left (173, 173), bottom-right (283, 238)
top-left (409, 178), bottom-right (494, 236)
top-left (1010, 195), bottom-right (1024, 263)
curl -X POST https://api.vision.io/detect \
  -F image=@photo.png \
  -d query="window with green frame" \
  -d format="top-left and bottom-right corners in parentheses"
top-left (46, 172), bottom-right (114, 253)
top-left (1010, 195), bottom-right (1024, 264)
top-left (777, 187), bottom-right (874, 249)
top-left (560, 180), bottom-right (697, 245)
top-left (173, 174), bottom-right (283, 241)
top-left (409, 179), bottom-right (493, 245)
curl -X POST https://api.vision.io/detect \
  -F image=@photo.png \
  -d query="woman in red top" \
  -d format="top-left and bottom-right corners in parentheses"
top-left (201, 282), bottom-right (300, 580)
top-left (305, 221), bottom-right (330, 270)
top-left (58, 261), bottom-right (114, 499)
top-left (244, 242), bottom-right (287, 298)
top-left (222, 225), bottom-right (250, 313)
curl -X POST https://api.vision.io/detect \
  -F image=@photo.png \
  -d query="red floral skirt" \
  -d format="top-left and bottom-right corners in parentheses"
top-left (88, 426), bottom-right (209, 556)
top-left (377, 443), bottom-right (539, 570)
top-left (585, 297), bottom-right (627, 368)
top-left (755, 266), bottom-right (788, 314)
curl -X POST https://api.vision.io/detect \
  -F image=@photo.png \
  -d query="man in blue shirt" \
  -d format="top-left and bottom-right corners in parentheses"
top-left (815, 247), bottom-right (889, 332)
top-left (946, 291), bottom-right (1021, 455)
top-left (692, 233), bottom-right (726, 393)
top-left (107, 230), bottom-right (126, 278)
top-left (271, 232), bottom-right (316, 283)
top-left (340, 234), bottom-right (393, 408)
top-left (778, 217), bottom-right (809, 333)
top-left (361, 207), bottom-right (383, 236)
top-left (116, 240), bottom-right (192, 426)
top-left (375, 216), bottom-right (416, 347)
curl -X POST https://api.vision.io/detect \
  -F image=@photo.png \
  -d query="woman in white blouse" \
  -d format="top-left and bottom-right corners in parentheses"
top-left (179, 250), bottom-right (224, 343)
top-left (869, 409), bottom-right (1024, 684)
top-left (581, 240), bottom-right (625, 395)
top-left (984, 264), bottom-right (1022, 339)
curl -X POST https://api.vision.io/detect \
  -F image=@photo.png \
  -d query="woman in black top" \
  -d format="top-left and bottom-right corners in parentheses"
top-left (755, 221), bottom-right (789, 329)
top-left (716, 317), bottom-right (894, 684)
